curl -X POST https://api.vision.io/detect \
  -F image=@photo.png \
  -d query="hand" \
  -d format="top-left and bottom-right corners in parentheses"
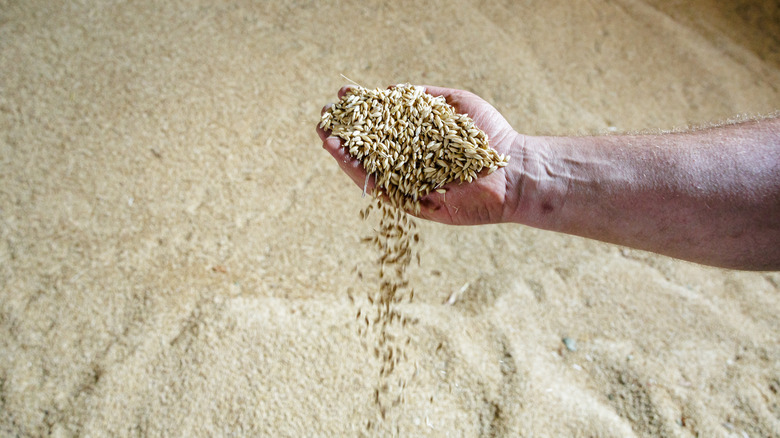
top-left (317, 85), bottom-right (525, 225)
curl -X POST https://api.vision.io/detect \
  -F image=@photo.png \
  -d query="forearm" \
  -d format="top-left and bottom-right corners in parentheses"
top-left (507, 118), bottom-right (780, 270)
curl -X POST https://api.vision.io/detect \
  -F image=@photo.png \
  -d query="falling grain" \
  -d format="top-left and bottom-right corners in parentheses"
top-left (321, 83), bottom-right (509, 429)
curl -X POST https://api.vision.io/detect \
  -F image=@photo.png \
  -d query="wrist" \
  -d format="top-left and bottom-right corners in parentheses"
top-left (500, 133), bottom-right (565, 227)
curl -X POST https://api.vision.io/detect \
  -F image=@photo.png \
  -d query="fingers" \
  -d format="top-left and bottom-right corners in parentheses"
top-left (315, 84), bottom-right (378, 195)
top-left (316, 85), bottom-right (351, 139)
top-left (315, 122), bottom-right (330, 142)
top-left (321, 130), bottom-right (376, 193)
top-left (338, 85), bottom-right (354, 99)
top-left (316, 106), bottom-right (333, 143)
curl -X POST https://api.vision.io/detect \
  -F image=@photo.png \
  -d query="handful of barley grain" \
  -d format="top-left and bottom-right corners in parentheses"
top-left (320, 84), bottom-right (509, 213)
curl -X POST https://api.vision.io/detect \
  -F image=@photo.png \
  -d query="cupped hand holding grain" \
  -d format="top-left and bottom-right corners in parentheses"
top-left (318, 85), bottom-right (780, 269)
top-left (317, 85), bottom-right (526, 225)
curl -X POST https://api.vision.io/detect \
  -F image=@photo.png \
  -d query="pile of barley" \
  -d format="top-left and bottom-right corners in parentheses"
top-left (320, 84), bottom-right (509, 429)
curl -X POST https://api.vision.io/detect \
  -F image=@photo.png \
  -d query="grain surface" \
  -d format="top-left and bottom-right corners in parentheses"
top-left (2, 1), bottom-right (779, 437)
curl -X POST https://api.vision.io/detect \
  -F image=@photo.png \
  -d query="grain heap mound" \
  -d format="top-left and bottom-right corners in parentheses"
top-left (319, 84), bottom-right (509, 428)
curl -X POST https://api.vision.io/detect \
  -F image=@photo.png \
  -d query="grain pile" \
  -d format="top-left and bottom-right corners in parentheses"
top-left (5, 2), bottom-right (780, 436)
top-left (319, 84), bottom-right (510, 427)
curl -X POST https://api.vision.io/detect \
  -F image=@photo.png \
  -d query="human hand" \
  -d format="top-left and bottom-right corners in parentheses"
top-left (316, 85), bottom-right (525, 225)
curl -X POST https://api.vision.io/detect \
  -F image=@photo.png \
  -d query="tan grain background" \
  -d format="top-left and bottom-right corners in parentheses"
top-left (1, 1), bottom-right (779, 436)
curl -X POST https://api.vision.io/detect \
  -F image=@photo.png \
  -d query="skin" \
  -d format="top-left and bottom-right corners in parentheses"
top-left (317, 85), bottom-right (780, 271)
